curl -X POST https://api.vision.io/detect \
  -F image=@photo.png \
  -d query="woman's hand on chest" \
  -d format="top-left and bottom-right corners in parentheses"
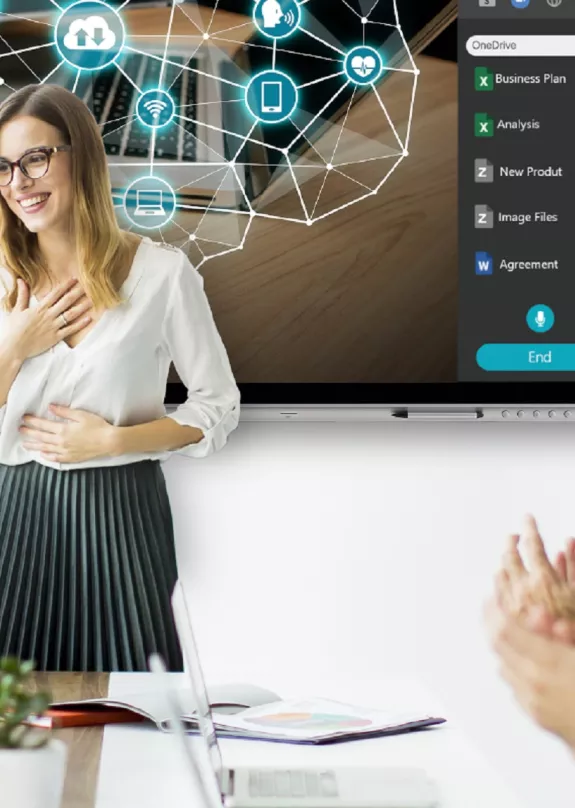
top-left (2, 277), bottom-right (93, 361)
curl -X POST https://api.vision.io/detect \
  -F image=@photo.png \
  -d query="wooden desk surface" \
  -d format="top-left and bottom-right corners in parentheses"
top-left (200, 54), bottom-right (458, 384)
top-left (31, 673), bottom-right (110, 808)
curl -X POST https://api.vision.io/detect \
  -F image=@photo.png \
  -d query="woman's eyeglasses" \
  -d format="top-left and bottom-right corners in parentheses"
top-left (0, 145), bottom-right (72, 186)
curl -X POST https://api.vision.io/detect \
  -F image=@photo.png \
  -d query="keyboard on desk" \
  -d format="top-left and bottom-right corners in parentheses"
top-left (248, 770), bottom-right (339, 799)
top-left (90, 52), bottom-right (198, 162)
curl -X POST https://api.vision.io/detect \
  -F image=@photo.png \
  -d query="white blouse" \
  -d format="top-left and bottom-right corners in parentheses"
top-left (0, 236), bottom-right (240, 469)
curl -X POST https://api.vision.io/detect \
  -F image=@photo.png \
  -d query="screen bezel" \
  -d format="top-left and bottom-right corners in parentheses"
top-left (166, 381), bottom-right (575, 406)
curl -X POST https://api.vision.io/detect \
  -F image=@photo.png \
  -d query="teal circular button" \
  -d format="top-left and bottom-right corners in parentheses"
top-left (527, 304), bottom-right (554, 334)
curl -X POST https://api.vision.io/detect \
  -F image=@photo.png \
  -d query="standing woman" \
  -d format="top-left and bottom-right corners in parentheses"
top-left (0, 84), bottom-right (240, 671)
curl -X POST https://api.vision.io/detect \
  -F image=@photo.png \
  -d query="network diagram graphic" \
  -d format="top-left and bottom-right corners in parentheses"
top-left (0, 0), bottom-right (418, 267)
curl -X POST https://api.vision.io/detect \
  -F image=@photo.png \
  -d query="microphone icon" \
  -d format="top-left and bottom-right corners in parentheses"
top-left (527, 305), bottom-right (554, 334)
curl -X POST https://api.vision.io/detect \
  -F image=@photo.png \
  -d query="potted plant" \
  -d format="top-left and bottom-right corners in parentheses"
top-left (0, 656), bottom-right (67, 808)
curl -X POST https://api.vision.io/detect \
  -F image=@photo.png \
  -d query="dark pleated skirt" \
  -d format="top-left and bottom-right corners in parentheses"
top-left (0, 459), bottom-right (183, 672)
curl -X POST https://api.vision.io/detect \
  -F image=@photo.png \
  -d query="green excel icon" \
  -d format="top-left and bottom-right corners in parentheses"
top-left (475, 112), bottom-right (494, 137)
top-left (475, 66), bottom-right (494, 91)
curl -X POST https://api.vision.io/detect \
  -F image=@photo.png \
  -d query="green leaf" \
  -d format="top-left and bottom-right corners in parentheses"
top-left (0, 673), bottom-right (15, 688)
top-left (0, 657), bottom-right (21, 674)
top-left (0, 656), bottom-right (52, 748)
top-left (25, 695), bottom-right (50, 717)
top-left (19, 661), bottom-right (35, 676)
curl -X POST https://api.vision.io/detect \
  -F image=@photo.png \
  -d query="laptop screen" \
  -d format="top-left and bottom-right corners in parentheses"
top-left (171, 582), bottom-right (226, 798)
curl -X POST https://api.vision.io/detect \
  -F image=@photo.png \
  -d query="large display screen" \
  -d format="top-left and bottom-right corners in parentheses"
top-left (1, 1), bottom-right (571, 404)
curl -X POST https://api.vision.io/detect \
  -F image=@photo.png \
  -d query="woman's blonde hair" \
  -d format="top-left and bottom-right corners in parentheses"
top-left (0, 83), bottom-right (131, 311)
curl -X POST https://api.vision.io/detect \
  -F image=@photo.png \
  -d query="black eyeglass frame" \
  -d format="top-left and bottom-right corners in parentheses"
top-left (0, 145), bottom-right (72, 186)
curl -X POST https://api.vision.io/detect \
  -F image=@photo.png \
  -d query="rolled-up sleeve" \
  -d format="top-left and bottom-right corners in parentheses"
top-left (162, 252), bottom-right (240, 458)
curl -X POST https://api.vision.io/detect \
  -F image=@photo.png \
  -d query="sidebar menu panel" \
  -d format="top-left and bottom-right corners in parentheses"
top-left (459, 1), bottom-right (575, 381)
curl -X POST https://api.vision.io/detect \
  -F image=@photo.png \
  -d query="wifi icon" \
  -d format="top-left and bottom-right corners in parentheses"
top-left (137, 90), bottom-right (175, 127)
top-left (144, 99), bottom-right (168, 119)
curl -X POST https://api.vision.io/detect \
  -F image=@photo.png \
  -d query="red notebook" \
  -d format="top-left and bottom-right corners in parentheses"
top-left (28, 706), bottom-right (147, 729)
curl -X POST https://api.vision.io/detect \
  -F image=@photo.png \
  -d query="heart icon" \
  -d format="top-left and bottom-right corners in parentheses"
top-left (350, 54), bottom-right (376, 78)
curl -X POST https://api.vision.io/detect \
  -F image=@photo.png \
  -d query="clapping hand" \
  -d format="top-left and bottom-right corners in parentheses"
top-left (496, 515), bottom-right (575, 638)
top-left (485, 597), bottom-right (575, 754)
top-left (485, 516), bottom-right (575, 753)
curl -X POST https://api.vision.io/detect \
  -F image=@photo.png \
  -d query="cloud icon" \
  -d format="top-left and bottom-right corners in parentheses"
top-left (63, 15), bottom-right (116, 51)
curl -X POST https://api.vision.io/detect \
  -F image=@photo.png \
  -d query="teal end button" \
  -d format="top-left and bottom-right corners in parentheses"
top-left (477, 344), bottom-right (575, 372)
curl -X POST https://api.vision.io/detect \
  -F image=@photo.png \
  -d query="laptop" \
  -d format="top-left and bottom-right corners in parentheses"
top-left (149, 651), bottom-right (224, 808)
top-left (169, 580), bottom-right (440, 808)
top-left (0, 0), bottom-right (246, 205)
top-left (0, 0), bottom-right (456, 211)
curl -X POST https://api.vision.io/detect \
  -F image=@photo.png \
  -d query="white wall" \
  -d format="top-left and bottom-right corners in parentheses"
top-left (163, 422), bottom-right (575, 808)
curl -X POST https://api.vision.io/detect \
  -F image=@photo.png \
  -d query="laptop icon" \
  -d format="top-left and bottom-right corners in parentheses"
top-left (134, 189), bottom-right (166, 216)
top-left (169, 580), bottom-right (439, 808)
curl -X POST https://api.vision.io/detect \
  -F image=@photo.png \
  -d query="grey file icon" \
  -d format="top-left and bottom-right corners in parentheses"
top-left (479, 0), bottom-right (496, 6)
top-left (475, 158), bottom-right (494, 183)
top-left (475, 204), bottom-right (494, 229)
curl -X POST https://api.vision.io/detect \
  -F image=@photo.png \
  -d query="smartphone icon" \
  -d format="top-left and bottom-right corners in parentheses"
top-left (261, 81), bottom-right (282, 113)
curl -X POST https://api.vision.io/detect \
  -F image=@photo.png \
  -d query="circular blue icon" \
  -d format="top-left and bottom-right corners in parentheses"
top-left (136, 90), bottom-right (175, 129)
top-left (253, 0), bottom-right (301, 39)
top-left (527, 304), bottom-right (554, 333)
top-left (343, 46), bottom-right (384, 86)
top-left (55, 0), bottom-right (125, 71)
top-left (511, 0), bottom-right (530, 7)
top-left (123, 176), bottom-right (176, 231)
top-left (245, 70), bottom-right (298, 124)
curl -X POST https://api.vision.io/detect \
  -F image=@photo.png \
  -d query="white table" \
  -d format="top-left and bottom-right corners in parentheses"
top-left (93, 673), bottom-right (525, 808)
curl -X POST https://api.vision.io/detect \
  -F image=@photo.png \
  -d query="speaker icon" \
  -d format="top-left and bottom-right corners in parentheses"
top-left (254, 0), bottom-right (300, 38)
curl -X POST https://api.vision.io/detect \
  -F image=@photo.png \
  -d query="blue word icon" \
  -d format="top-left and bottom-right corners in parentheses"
top-left (475, 252), bottom-right (493, 275)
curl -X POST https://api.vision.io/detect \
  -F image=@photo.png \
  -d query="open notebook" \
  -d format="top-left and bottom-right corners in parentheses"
top-left (31, 682), bottom-right (445, 744)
